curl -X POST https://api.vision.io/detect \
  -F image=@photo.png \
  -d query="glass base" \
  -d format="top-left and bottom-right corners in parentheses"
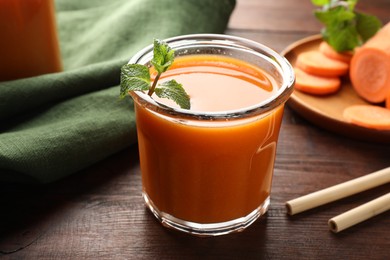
top-left (143, 192), bottom-right (270, 237)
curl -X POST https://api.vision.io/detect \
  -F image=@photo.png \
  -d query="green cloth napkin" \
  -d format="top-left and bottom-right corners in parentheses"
top-left (0, 0), bottom-right (236, 184)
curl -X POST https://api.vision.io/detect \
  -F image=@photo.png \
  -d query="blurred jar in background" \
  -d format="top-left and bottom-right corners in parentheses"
top-left (0, 0), bottom-right (62, 81)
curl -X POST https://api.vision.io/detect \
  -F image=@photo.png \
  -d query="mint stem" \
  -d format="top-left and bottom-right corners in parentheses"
top-left (148, 72), bottom-right (161, 96)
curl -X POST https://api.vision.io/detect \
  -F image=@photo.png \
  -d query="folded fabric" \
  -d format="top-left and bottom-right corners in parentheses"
top-left (0, 0), bottom-right (236, 183)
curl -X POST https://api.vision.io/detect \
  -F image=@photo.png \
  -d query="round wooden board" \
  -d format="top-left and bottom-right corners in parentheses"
top-left (281, 35), bottom-right (390, 143)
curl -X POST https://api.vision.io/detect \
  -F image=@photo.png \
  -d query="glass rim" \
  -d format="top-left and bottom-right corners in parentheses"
top-left (129, 33), bottom-right (295, 120)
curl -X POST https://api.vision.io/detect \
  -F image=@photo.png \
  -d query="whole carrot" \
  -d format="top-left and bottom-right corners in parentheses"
top-left (350, 22), bottom-right (390, 104)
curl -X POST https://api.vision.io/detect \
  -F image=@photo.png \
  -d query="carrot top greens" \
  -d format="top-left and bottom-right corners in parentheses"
top-left (120, 39), bottom-right (191, 109)
top-left (311, 0), bottom-right (382, 52)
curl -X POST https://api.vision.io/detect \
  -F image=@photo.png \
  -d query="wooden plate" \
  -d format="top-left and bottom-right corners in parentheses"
top-left (281, 35), bottom-right (390, 143)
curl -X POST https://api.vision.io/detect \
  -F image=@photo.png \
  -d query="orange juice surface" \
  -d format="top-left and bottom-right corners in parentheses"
top-left (134, 55), bottom-right (284, 223)
top-left (0, 0), bottom-right (62, 81)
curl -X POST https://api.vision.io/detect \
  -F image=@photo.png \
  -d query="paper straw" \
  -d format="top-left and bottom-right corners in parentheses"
top-left (286, 167), bottom-right (390, 215)
top-left (328, 192), bottom-right (390, 233)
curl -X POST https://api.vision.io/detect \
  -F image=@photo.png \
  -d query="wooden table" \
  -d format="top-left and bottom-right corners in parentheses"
top-left (1, 0), bottom-right (389, 259)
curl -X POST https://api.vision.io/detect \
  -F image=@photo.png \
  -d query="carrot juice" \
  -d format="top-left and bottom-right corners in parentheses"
top-left (129, 34), bottom-right (294, 236)
top-left (0, 0), bottom-right (62, 81)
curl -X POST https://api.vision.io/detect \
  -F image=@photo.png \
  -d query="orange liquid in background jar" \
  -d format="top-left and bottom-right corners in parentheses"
top-left (134, 55), bottom-right (284, 223)
top-left (0, 0), bottom-right (62, 81)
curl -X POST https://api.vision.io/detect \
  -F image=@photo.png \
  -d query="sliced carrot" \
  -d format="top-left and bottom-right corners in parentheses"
top-left (296, 50), bottom-right (349, 77)
top-left (350, 22), bottom-right (390, 103)
top-left (319, 41), bottom-right (353, 64)
top-left (294, 68), bottom-right (341, 95)
top-left (386, 93), bottom-right (390, 110)
top-left (343, 105), bottom-right (390, 130)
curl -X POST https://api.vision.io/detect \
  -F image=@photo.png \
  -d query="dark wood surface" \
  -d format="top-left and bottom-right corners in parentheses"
top-left (1, 0), bottom-right (390, 259)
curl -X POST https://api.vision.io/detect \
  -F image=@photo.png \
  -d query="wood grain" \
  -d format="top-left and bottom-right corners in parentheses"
top-left (1, 0), bottom-right (390, 259)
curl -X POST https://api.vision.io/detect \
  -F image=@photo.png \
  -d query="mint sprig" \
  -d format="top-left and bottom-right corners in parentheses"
top-left (120, 39), bottom-right (191, 109)
top-left (311, 0), bottom-right (382, 52)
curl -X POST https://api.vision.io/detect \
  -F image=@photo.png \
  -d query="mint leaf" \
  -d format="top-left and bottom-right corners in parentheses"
top-left (311, 0), bottom-right (330, 7)
top-left (325, 24), bottom-right (360, 51)
top-left (155, 80), bottom-right (191, 109)
top-left (356, 12), bottom-right (382, 42)
top-left (346, 0), bottom-right (358, 10)
top-left (315, 6), bottom-right (355, 25)
top-left (151, 39), bottom-right (175, 74)
top-left (120, 64), bottom-right (151, 98)
top-left (312, 0), bottom-right (382, 51)
top-left (314, 9), bottom-right (336, 25)
top-left (315, 6), bottom-right (358, 51)
top-left (312, 0), bottom-right (357, 9)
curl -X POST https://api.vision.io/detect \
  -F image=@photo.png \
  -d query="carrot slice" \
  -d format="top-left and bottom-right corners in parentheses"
top-left (296, 50), bottom-right (349, 77)
top-left (349, 23), bottom-right (390, 104)
top-left (319, 41), bottom-right (353, 64)
top-left (294, 68), bottom-right (341, 95)
top-left (343, 105), bottom-right (390, 130)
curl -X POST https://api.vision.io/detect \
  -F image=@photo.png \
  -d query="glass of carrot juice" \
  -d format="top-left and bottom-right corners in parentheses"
top-left (129, 34), bottom-right (295, 236)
